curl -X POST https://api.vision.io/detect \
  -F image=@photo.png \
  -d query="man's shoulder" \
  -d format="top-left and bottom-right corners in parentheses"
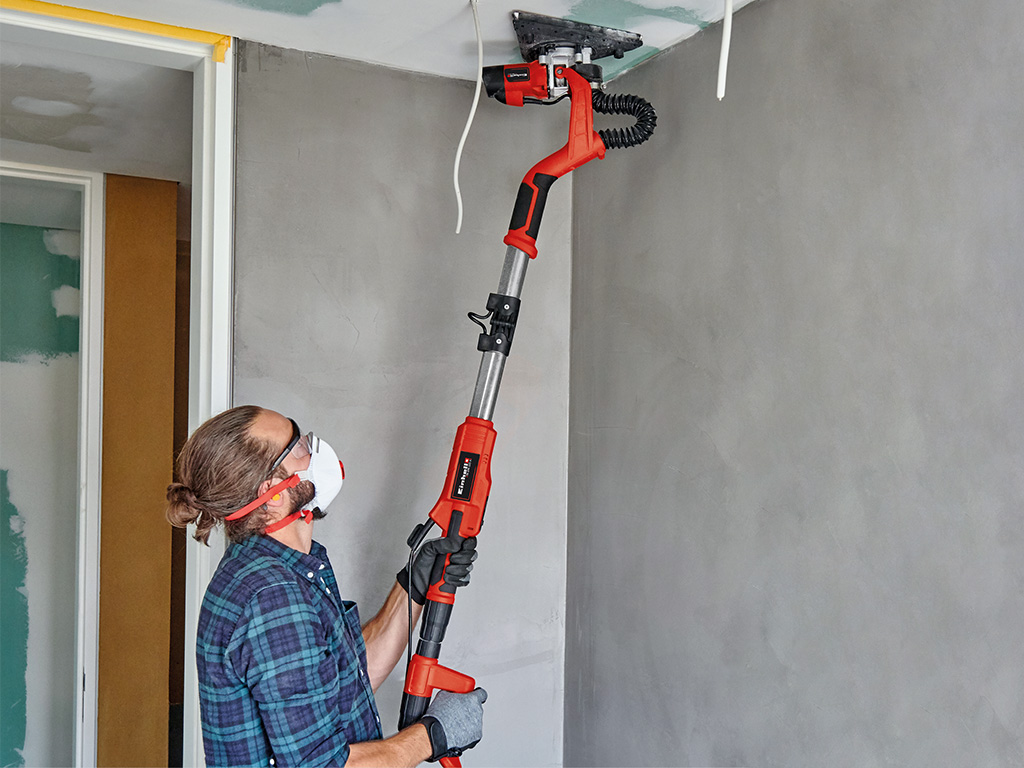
top-left (202, 539), bottom-right (303, 616)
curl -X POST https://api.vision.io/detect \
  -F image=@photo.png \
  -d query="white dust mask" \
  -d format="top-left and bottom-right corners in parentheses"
top-left (296, 434), bottom-right (344, 515)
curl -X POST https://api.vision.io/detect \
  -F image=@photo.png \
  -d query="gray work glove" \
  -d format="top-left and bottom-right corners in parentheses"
top-left (420, 688), bottom-right (488, 761)
top-left (397, 529), bottom-right (478, 605)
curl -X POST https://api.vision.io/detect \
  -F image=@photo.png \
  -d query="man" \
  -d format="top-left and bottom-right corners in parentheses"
top-left (166, 405), bottom-right (486, 767)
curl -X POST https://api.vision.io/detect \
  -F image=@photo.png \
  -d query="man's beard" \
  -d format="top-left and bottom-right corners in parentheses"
top-left (291, 479), bottom-right (316, 513)
top-left (291, 479), bottom-right (329, 520)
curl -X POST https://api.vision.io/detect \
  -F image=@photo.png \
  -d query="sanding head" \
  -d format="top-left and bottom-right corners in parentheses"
top-left (511, 10), bottom-right (643, 63)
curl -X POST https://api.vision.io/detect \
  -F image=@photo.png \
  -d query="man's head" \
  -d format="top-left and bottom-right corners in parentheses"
top-left (166, 406), bottom-right (315, 544)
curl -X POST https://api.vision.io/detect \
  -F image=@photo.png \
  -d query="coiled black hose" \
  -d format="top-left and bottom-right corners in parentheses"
top-left (592, 91), bottom-right (657, 149)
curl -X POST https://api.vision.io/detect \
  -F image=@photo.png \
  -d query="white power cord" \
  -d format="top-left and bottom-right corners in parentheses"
top-left (454, 0), bottom-right (484, 234)
top-left (717, 0), bottom-right (734, 100)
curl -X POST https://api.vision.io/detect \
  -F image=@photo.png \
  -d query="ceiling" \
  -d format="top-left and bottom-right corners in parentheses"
top-left (0, 36), bottom-right (193, 182)
top-left (12, 0), bottom-right (755, 81)
top-left (0, 1), bottom-right (754, 195)
top-left (0, 174), bottom-right (83, 229)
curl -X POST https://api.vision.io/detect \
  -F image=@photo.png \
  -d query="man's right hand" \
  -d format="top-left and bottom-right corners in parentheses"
top-left (419, 688), bottom-right (488, 761)
top-left (398, 530), bottom-right (478, 605)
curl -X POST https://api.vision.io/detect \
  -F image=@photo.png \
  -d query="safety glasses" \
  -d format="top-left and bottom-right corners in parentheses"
top-left (269, 418), bottom-right (304, 473)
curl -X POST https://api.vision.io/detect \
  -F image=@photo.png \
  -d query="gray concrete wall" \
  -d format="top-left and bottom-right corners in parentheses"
top-left (233, 41), bottom-right (571, 766)
top-left (566, 0), bottom-right (1024, 765)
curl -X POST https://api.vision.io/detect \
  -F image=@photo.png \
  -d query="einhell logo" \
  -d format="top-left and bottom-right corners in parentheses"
top-left (451, 451), bottom-right (480, 501)
top-left (505, 67), bottom-right (531, 82)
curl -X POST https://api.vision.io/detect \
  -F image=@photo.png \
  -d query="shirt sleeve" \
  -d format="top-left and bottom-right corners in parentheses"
top-left (228, 581), bottom-right (351, 767)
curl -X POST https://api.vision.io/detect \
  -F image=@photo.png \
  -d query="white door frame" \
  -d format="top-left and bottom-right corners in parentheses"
top-left (0, 8), bottom-right (234, 767)
top-left (184, 35), bottom-right (235, 768)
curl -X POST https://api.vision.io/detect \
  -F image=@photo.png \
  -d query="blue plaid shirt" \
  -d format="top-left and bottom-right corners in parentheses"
top-left (197, 535), bottom-right (382, 767)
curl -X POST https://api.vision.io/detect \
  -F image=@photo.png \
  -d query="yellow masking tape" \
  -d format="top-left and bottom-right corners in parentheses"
top-left (0, 0), bottom-right (232, 62)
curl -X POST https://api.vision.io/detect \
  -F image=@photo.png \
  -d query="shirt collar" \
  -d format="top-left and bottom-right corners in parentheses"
top-left (237, 534), bottom-right (330, 574)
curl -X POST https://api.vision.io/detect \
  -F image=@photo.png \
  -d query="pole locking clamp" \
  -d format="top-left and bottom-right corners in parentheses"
top-left (468, 293), bottom-right (521, 356)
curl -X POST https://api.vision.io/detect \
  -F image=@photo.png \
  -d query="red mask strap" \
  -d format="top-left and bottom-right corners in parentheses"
top-left (264, 508), bottom-right (315, 534)
top-left (226, 474), bottom-right (300, 521)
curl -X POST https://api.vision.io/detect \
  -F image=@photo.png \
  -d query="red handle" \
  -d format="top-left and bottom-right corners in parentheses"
top-left (440, 758), bottom-right (461, 767)
top-left (404, 656), bottom-right (476, 766)
top-left (404, 655), bottom-right (476, 699)
top-left (504, 66), bottom-right (606, 258)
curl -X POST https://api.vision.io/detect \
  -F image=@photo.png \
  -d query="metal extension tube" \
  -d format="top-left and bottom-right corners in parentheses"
top-left (469, 245), bottom-right (530, 421)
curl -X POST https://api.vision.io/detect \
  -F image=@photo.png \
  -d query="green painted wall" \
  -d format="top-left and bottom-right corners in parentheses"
top-left (0, 223), bottom-right (80, 767)
top-left (0, 224), bottom-right (80, 362)
top-left (0, 472), bottom-right (28, 768)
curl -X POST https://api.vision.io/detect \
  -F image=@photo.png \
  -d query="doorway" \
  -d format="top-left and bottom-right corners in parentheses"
top-left (0, 4), bottom-right (234, 766)
top-left (0, 165), bottom-right (103, 768)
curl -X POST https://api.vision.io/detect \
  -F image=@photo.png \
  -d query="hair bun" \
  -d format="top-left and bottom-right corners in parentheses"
top-left (166, 482), bottom-right (202, 526)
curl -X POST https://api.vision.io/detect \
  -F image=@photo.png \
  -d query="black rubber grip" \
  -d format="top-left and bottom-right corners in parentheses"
top-left (508, 173), bottom-right (558, 239)
top-left (433, 552), bottom-right (457, 595)
top-left (482, 65), bottom-right (507, 103)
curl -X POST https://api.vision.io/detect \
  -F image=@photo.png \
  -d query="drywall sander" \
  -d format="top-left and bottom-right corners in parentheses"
top-left (399, 11), bottom-right (656, 766)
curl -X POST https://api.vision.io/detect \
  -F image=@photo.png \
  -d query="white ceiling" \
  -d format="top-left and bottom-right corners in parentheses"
top-left (47, 0), bottom-right (755, 82)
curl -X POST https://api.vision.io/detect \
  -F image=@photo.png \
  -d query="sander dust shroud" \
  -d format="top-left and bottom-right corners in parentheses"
top-left (398, 11), bottom-right (656, 765)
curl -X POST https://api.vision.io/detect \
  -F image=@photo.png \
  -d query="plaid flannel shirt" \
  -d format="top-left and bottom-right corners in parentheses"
top-left (197, 535), bottom-right (382, 767)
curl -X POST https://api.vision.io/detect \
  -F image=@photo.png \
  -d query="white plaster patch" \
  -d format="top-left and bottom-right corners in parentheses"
top-left (8, 512), bottom-right (26, 535)
top-left (43, 229), bottom-right (81, 259)
top-left (0, 356), bottom-right (79, 768)
top-left (10, 96), bottom-right (84, 118)
top-left (630, 17), bottom-right (703, 44)
top-left (50, 285), bottom-right (81, 318)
